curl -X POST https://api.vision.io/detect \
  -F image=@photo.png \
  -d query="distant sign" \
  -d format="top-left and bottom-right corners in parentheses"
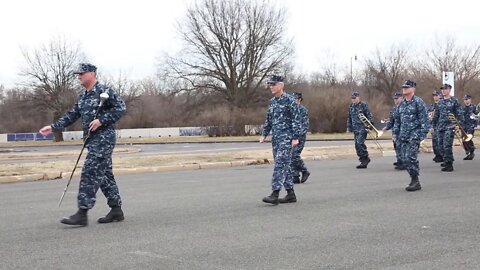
top-left (442, 71), bottom-right (455, 96)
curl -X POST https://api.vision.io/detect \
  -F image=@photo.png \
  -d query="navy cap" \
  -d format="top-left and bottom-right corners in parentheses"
top-left (440, 83), bottom-right (452, 90)
top-left (393, 92), bottom-right (402, 99)
top-left (267, 75), bottom-right (284, 84)
top-left (432, 90), bottom-right (441, 96)
top-left (73, 63), bottom-right (97, 74)
top-left (401, 80), bottom-right (416, 88)
top-left (351, 91), bottom-right (360, 98)
top-left (292, 92), bottom-right (303, 100)
top-left (464, 94), bottom-right (472, 100)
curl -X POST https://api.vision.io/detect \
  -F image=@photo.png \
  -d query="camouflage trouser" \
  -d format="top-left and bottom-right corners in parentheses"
top-left (354, 129), bottom-right (368, 161)
top-left (398, 139), bottom-right (420, 177)
top-left (462, 130), bottom-right (475, 154)
top-left (438, 128), bottom-right (455, 164)
top-left (78, 136), bottom-right (122, 210)
top-left (393, 138), bottom-right (400, 163)
top-left (431, 128), bottom-right (441, 157)
top-left (271, 138), bottom-right (294, 191)
top-left (291, 135), bottom-right (307, 177)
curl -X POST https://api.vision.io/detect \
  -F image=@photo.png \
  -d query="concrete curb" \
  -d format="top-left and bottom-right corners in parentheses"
top-left (0, 153), bottom-right (360, 184)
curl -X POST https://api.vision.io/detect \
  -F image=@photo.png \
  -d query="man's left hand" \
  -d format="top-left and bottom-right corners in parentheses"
top-left (292, 139), bottom-right (299, 147)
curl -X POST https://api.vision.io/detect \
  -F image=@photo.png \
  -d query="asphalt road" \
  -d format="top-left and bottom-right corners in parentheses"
top-left (1, 154), bottom-right (479, 270)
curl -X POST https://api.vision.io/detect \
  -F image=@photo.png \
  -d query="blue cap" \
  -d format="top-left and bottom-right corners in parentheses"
top-left (440, 83), bottom-right (452, 90)
top-left (351, 91), bottom-right (360, 98)
top-left (292, 92), bottom-right (303, 100)
top-left (432, 90), bottom-right (441, 96)
top-left (464, 94), bottom-right (472, 100)
top-left (401, 80), bottom-right (416, 88)
top-left (267, 75), bottom-right (284, 84)
top-left (393, 92), bottom-right (402, 99)
top-left (73, 63), bottom-right (97, 74)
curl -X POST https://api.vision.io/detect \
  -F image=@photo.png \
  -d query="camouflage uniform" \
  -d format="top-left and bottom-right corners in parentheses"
top-left (347, 101), bottom-right (373, 162)
top-left (262, 92), bottom-right (301, 191)
top-left (428, 102), bottom-right (441, 159)
top-left (462, 104), bottom-right (476, 155)
top-left (431, 96), bottom-right (463, 165)
top-left (51, 82), bottom-right (126, 210)
top-left (393, 95), bottom-right (429, 178)
top-left (291, 102), bottom-right (309, 179)
top-left (384, 105), bottom-right (400, 163)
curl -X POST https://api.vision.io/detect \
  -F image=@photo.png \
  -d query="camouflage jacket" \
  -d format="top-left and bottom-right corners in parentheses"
top-left (431, 96), bottom-right (463, 132)
top-left (393, 95), bottom-right (429, 141)
top-left (347, 101), bottom-right (374, 132)
top-left (51, 82), bottom-right (126, 140)
top-left (428, 103), bottom-right (439, 128)
top-left (262, 92), bottom-right (301, 141)
top-left (384, 105), bottom-right (400, 135)
top-left (462, 104), bottom-right (477, 133)
top-left (298, 104), bottom-right (310, 137)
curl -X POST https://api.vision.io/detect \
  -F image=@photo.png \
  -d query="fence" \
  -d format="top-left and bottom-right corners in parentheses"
top-left (0, 125), bottom-right (263, 143)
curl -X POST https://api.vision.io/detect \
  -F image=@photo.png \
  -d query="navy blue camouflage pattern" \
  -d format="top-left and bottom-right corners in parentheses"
top-left (393, 96), bottom-right (429, 177)
top-left (462, 104), bottom-right (476, 154)
top-left (262, 92), bottom-right (301, 191)
top-left (428, 102), bottom-right (441, 158)
top-left (347, 101), bottom-right (373, 161)
top-left (432, 96), bottom-right (463, 164)
top-left (291, 103), bottom-right (309, 177)
top-left (51, 82), bottom-right (126, 209)
top-left (384, 105), bottom-right (401, 161)
top-left (462, 104), bottom-right (477, 134)
top-left (432, 96), bottom-right (463, 132)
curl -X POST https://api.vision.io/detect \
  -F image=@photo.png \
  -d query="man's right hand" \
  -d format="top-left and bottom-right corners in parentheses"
top-left (39, 125), bottom-right (52, 136)
top-left (259, 136), bottom-right (265, 143)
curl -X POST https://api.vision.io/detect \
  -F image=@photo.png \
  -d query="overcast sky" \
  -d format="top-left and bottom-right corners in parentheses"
top-left (1, 0), bottom-right (480, 87)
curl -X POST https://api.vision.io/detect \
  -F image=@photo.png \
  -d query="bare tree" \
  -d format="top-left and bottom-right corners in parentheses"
top-left (362, 44), bottom-right (410, 98)
top-left (102, 71), bottom-right (142, 106)
top-left (0, 85), bottom-right (4, 104)
top-left (20, 37), bottom-right (85, 141)
top-left (163, 0), bottom-right (294, 109)
top-left (420, 36), bottom-right (480, 95)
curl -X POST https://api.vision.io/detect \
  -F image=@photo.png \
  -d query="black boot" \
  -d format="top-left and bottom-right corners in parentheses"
top-left (60, 209), bottom-right (88, 226)
top-left (433, 156), bottom-right (443, 163)
top-left (441, 163), bottom-right (454, 172)
top-left (300, 171), bottom-right (310, 183)
top-left (97, 206), bottom-right (124, 223)
top-left (465, 152), bottom-right (475, 160)
top-left (393, 161), bottom-right (398, 166)
top-left (395, 163), bottom-right (406, 170)
top-left (440, 162), bottom-right (446, 167)
top-left (405, 176), bottom-right (421, 192)
top-left (463, 152), bottom-right (470, 160)
top-left (278, 189), bottom-right (297, 204)
top-left (262, 190), bottom-right (280, 205)
top-left (356, 157), bottom-right (370, 169)
top-left (292, 176), bottom-right (301, 184)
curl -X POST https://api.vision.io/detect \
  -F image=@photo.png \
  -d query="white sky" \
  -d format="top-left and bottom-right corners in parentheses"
top-left (1, 0), bottom-right (480, 87)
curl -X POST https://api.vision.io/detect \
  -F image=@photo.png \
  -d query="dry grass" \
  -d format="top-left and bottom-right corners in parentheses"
top-left (0, 143), bottom-right (387, 178)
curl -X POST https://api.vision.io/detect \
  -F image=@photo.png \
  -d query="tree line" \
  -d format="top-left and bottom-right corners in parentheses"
top-left (1, 0), bottom-right (480, 140)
